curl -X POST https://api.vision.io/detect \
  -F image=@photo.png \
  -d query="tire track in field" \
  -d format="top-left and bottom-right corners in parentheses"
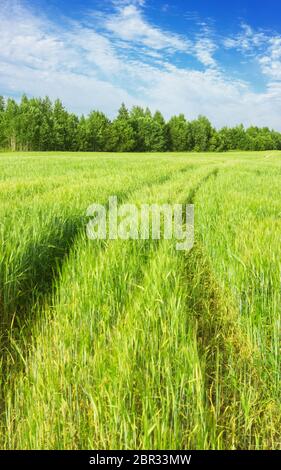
top-left (184, 246), bottom-right (255, 448)
top-left (0, 160), bottom-right (202, 339)
top-left (182, 167), bottom-right (253, 448)
top-left (4, 163), bottom-right (194, 349)
top-left (0, 169), bottom-right (177, 331)
top-left (186, 168), bottom-right (219, 204)
top-left (79, 166), bottom-right (218, 343)
top-left (71, 167), bottom-right (221, 448)
top-left (184, 243), bottom-right (281, 449)
top-left (1, 165), bottom-right (217, 449)
top-left (183, 169), bottom-right (281, 449)
top-left (0, 164), bottom-right (193, 423)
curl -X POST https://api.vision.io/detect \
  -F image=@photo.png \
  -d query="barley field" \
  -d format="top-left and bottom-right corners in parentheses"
top-left (0, 151), bottom-right (281, 450)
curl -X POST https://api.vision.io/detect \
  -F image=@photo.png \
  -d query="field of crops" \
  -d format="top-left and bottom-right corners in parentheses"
top-left (0, 150), bottom-right (281, 450)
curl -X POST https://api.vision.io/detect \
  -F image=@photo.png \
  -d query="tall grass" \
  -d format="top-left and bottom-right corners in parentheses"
top-left (192, 159), bottom-right (281, 448)
top-left (0, 151), bottom-right (281, 449)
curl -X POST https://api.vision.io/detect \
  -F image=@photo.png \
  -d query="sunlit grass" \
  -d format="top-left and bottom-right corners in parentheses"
top-left (0, 151), bottom-right (281, 449)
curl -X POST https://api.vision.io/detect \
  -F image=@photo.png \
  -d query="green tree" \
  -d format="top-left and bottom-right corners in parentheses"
top-left (108, 104), bottom-right (136, 152)
top-left (65, 113), bottom-right (79, 151)
top-left (53, 99), bottom-right (69, 151)
top-left (39, 97), bottom-right (54, 151)
top-left (0, 96), bottom-right (5, 149)
top-left (190, 115), bottom-right (213, 152)
top-left (129, 106), bottom-right (146, 151)
top-left (228, 125), bottom-right (247, 150)
top-left (4, 98), bottom-right (20, 151)
top-left (86, 111), bottom-right (111, 151)
top-left (117, 103), bottom-right (130, 120)
top-left (77, 115), bottom-right (89, 151)
top-left (18, 96), bottom-right (46, 151)
top-left (130, 108), bottom-right (167, 152)
top-left (271, 131), bottom-right (281, 150)
top-left (153, 111), bottom-right (168, 151)
top-left (1, 94), bottom-right (281, 153)
top-left (167, 114), bottom-right (189, 151)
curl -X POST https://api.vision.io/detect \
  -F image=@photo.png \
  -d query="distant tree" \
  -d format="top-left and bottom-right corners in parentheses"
top-left (153, 111), bottom-right (168, 151)
top-left (228, 124), bottom-right (247, 150)
top-left (0, 96), bottom-right (4, 113)
top-left (108, 120), bottom-right (136, 152)
top-left (77, 116), bottom-right (88, 151)
top-left (1, 94), bottom-right (281, 153)
top-left (65, 113), bottom-right (79, 151)
top-left (248, 127), bottom-right (275, 151)
top-left (129, 109), bottom-right (167, 152)
top-left (190, 115), bottom-right (213, 152)
top-left (0, 96), bottom-right (5, 149)
top-left (117, 103), bottom-right (130, 120)
top-left (53, 99), bottom-right (69, 151)
top-left (167, 114), bottom-right (189, 151)
top-left (4, 98), bottom-right (19, 151)
top-left (209, 132), bottom-right (223, 152)
top-left (39, 97), bottom-right (54, 151)
top-left (138, 116), bottom-right (164, 152)
top-left (271, 131), bottom-right (281, 150)
top-left (130, 106), bottom-right (146, 120)
top-left (144, 107), bottom-right (152, 118)
top-left (212, 127), bottom-right (233, 151)
top-left (18, 96), bottom-right (44, 151)
top-left (108, 104), bottom-right (136, 152)
top-left (129, 106), bottom-right (146, 151)
top-left (86, 111), bottom-right (111, 151)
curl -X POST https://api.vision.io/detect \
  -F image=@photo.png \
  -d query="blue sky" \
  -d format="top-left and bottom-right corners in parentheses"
top-left (1, 0), bottom-right (281, 129)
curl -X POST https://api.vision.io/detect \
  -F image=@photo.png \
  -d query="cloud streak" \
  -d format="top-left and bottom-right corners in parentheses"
top-left (0, 1), bottom-right (281, 129)
top-left (104, 4), bottom-right (190, 52)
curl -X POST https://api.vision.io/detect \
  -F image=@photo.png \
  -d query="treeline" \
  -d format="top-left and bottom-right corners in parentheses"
top-left (1, 95), bottom-right (281, 152)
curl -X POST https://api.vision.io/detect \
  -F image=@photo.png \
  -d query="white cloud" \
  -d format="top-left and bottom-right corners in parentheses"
top-left (104, 4), bottom-right (190, 52)
top-left (67, 27), bottom-right (122, 76)
top-left (259, 37), bottom-right (281, 80)
top-left (139, 67), bottom-right (281, 130)
top-left (223, 23), bottom-right (281, 88)
top-left (223, 23), bottom-right (267, 53)
top-left (0, 0), bottom-right (79, 71)
top-left (194, 38), bottom-right (217, 67)
top-left (112, 0), bottom-right (146, 5)
top-left (0, 1), bottom-right (281, 130)
top-left (0, 60), bottom-right (138, 117)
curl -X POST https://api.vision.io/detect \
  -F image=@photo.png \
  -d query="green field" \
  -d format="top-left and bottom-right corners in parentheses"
top-left (0, 150), bottom-right (281, 450)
